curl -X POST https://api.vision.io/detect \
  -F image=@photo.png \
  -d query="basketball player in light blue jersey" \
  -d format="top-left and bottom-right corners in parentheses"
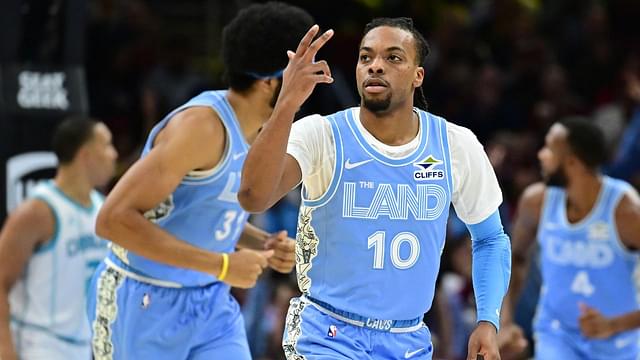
top-left (0, 118), bottom-right (117, 360)
top-left (501, 118), bottom-right (640, 360)
top-left (240, 18), bottom-right (511, 360)
top-left (86, 3), bottom-right (313, 360)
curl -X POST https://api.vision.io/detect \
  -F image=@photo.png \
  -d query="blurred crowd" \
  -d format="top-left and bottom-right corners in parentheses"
top-left (83, 1), bottom-right (640, 359)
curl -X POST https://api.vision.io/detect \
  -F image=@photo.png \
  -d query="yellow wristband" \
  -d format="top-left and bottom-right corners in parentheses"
top-left (218, 253), bottom-right (229, 281)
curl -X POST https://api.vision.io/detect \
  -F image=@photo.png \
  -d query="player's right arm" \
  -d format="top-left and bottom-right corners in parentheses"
top-left (0, 200), bottom-right (54, 360)
top-left (239, 25), bottom-right (334, 213)
top-left (579, 184), bottom-right (640, 338)
top-left (501, 182), bottom-right (545, 324)
top-left (96, 107), bottom-right (270, 288)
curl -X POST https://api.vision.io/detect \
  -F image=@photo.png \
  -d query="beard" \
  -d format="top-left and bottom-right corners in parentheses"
top-left (544, 166), bottom-right (568, 187)
top-left (362, 93), bottom-right (392, 113)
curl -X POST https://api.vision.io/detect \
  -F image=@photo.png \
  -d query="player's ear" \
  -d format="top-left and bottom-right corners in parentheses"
top-left (255, 78), bottom-right (279, 98)
top-left (264, 77), bottom-right (281, 93)
top-left (73, 144), bottom-right (90, 164)
top-left (565, 153), bottom-right (579, 168)
top-left (413, 66), bottom-right (424, 88)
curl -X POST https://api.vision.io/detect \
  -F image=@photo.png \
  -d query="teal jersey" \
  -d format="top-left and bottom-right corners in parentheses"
top-left (10, 181), bottom-right (106, 352)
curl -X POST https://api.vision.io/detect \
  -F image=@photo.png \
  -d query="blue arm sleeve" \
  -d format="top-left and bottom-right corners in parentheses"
top-left (467, 209), bottom-right (512, 331)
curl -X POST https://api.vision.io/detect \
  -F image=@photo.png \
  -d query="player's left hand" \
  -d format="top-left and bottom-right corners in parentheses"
top-left (467, 321), bottom-right (500, 360)
top-left (264, 230), bottom-right (296, 273)
top-left (579, 303), bottom-right (616, 338)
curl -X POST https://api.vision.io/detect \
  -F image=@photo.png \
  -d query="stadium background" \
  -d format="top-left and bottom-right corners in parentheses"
top-left (1, 0), bottom-right (639, 359)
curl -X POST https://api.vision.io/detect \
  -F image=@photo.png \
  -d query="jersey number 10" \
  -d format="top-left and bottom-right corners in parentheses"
top-left (367, 231), bottom-right (420, 270)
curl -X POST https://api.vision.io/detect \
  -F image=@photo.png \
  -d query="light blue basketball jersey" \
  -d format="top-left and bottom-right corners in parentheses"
top-left (535, 176), bottom-right (640, 355)
top-left (295, 108), bottom-right (453, 321)
top-left (10, 181), bottom-right (106, 359)
top-left (109, 90), bottom-right (249, 286)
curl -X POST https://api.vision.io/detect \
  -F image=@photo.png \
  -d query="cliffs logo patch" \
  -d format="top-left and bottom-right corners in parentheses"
top-left (413, 155), bottom-right (445, 181)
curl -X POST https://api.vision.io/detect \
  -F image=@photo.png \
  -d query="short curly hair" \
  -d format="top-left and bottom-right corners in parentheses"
top-left (222, 2), bottom-right (314, 92)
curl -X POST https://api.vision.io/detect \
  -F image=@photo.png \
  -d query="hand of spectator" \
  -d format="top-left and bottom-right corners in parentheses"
top-left (264, 230), bottom-right (296, 273)
top-left (223, 248), bottom-right (273, 288)
top-left (497, 322), bottom-right (528, 359)
top-left (467, 321), bottom-right (501, 360)
top-left (579, 302), bottom-right (616, 338)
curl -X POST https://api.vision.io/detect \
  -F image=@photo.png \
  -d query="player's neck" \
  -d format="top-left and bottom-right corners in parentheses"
top-left (359, 104), bottom-right (418, 146)
top-left (54, 165), bottom-right (94, 207)
top-left (226, 89), bottom-right (269, 144)
top-left (565, 173), bottom-right (602, 219)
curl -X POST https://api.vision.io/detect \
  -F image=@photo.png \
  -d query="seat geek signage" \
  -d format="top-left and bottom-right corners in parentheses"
top-left (1, 64), bottom-right (87, 115)
top-left (17, 70), bottom-right (69, 110)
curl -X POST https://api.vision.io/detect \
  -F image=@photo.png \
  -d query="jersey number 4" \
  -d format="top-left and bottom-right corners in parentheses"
top-left (367, 231), bottom-right (420, 270)
top-left (571, 271), bottom-right (595, 297)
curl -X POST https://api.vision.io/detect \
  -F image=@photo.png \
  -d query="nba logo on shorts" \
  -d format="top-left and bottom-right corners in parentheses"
top-left (327, 325), bottom-right (337, 338)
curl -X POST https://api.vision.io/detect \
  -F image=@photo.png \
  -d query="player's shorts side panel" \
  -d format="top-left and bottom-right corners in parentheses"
top-left (283, 297), bottom-right (371, 360)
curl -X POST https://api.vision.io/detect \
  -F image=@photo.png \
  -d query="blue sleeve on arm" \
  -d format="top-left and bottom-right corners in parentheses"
top-left (466, 209), bottom-right (512, 331)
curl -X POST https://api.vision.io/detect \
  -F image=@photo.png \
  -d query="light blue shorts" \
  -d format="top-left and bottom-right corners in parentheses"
top-left (87, 261), bottom-right (250, 360)
top-left (282, 296), bottom-right (433, 360)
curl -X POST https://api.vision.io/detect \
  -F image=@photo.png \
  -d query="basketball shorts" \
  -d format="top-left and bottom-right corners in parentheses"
top-left (87, 260), bottom-right (250, 360)
top-left (282, 296), bottom-right (433, 360)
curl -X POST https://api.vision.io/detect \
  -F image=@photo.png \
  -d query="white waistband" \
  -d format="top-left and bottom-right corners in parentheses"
top-left (104, 257), bottom-right (183, 288)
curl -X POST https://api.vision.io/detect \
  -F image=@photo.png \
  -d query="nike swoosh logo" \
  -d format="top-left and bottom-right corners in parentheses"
top-left (404, 348), bottom-right (425, 358)
top-left (344, 159), bottom-right (373, 170)
top-left (232, 152), bottom-right (246, 160)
